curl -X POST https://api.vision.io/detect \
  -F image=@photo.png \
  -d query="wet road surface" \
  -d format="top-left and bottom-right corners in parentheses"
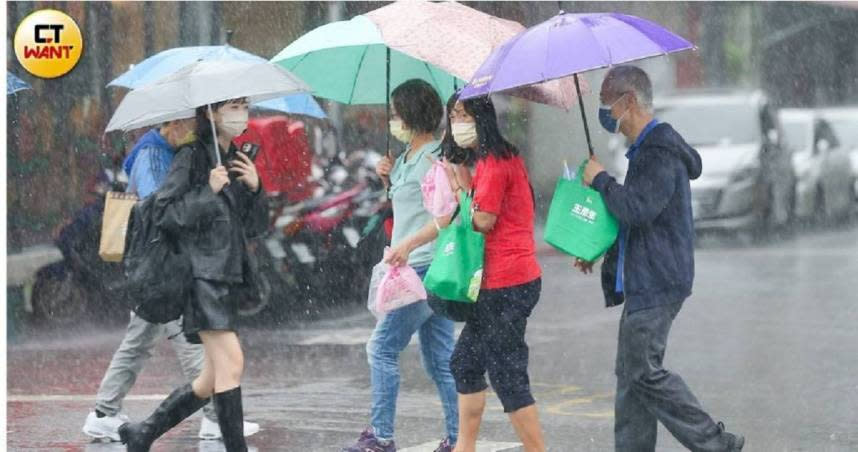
top-left (7, 223), bottom-right (858, 451)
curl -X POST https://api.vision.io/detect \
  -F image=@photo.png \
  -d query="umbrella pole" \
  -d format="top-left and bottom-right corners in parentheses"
top-left (207, 104), bottom-right (222, 166)
top-left (574, 73), bottom-right (595, 157)
top-left (386, 47), bottom-right (392, 159)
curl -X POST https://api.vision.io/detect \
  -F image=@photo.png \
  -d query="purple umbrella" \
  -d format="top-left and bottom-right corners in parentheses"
top-left (460, 12), bottom-right (694, 156)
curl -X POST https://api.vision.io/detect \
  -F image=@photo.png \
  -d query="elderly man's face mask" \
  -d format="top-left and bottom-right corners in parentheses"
top-left (598, 92), bottom-right (629, 134)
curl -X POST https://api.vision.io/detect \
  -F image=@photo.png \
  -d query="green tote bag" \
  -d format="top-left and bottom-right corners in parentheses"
top-left (544, 160), bottom-right (620, 262)
top-left (424, 192), bottom-right (485, 303)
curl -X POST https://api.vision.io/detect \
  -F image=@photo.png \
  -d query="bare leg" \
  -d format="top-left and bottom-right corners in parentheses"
top-left (199, 330), bottom-right (247, 452)
top-left (191, 351), bottom-right (216, 400)
top-left (199, 330), bottom-right (244, 392)
top-left (508, 405), bottom-right (546, 452)
top-left (452, 391), bottom-right (486, 452)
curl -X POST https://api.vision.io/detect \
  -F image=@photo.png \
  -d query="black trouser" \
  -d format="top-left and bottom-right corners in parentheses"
top-left (450, 278), bottom-right (540, 413)
top-left (615, 301), bottom-right (732, 452)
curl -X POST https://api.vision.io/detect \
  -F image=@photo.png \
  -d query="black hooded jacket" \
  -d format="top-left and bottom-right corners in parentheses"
top-left (591, 123), bottom-right (702, 311)
top-left (153, 137), bottom-right (268, 283)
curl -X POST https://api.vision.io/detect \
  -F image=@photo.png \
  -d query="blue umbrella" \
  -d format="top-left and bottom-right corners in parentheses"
top-left (7, 72), bottom-right (31, 95)
top-left (253, 95), bottom-right (327, 119)
top-left (109, 45), bottom-right (326, 119)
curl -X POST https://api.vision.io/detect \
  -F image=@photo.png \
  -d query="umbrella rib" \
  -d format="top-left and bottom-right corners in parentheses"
top-left (348, 45), bottom-right (373, 105)
top-left (421, 57), bottom-right (447, 97)
top-left (290, 51), bottom-right (313, 71)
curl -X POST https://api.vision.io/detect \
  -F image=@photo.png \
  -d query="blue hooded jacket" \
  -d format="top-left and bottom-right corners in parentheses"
top-left (592, 123), bottom-right (703, 312)
top-left (123, 129), bottom-right (175, 198)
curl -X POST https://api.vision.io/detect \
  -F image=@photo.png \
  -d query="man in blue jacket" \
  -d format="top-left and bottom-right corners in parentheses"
top-left (579, 66), bottom-right (744, 452)
top-left (83, 119), bottom-right (259, 442)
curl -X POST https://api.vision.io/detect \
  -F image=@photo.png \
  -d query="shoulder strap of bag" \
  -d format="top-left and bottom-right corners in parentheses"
top-left (448, 188), bottom-right (475, 224)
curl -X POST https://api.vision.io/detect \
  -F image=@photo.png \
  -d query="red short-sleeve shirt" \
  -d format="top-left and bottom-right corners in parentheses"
top-left (471, 155), bottom-right (541, 289)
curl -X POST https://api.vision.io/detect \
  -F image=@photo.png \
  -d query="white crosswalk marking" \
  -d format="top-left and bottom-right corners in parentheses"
top-left (399, 441), bottom-right (522, 452)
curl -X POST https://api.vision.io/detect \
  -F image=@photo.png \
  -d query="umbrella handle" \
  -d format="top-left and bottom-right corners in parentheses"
top-left (207, 104), bottom-right (222, 167)
top-left (574, 73), bottom-right (595, 157)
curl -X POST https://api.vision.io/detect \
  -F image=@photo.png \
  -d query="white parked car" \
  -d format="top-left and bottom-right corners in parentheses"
top-left (817, 107), bottom-right (858, 202)
top-left (611, 91), bottom-right (794, 232)
top-left (779, 108), bottom-right (854, 221)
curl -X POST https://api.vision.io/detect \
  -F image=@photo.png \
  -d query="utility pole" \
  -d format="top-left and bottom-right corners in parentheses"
top-left (327, 2), bottom-right (344, 145)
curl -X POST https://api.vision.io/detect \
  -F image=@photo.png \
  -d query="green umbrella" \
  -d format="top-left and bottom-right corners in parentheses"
top-left (271, 15), bottom-right (464, 106)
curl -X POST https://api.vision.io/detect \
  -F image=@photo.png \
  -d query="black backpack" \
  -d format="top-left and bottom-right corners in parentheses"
top-left (120, 195), bottom-right (192, 323)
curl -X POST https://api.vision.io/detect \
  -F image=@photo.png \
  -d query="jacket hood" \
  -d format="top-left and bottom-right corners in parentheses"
top-left (644, 123), bottom-right (703, 180)
top-left (123, 129), bottom-right (172, 175)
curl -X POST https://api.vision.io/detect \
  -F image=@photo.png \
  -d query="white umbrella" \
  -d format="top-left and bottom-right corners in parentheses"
top-left (106, 59), bottom-right (311, 163)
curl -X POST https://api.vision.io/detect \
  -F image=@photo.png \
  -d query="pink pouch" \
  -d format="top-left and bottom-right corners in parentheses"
top-left (421, 159), bottom-right (458, 217)
top-left (376, 264), bottom-right (428, 314)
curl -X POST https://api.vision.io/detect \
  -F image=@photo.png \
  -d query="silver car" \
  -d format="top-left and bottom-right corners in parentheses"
top-left (616, 91), bottom-right (794, 232)
top-left (780, 108), bottom-right (854, 221)
top-left (817, 107), bottom-right (858, 202)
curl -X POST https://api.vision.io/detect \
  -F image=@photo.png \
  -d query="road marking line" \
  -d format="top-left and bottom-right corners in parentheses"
top-left (400, 441), bottom-right (522, 452)
top-left (8, 394), bottom-right (169, 402)
top-left (543, 392), bottom-right (615, 418)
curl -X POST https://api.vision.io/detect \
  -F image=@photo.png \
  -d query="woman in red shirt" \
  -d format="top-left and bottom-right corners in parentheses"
top-left (442, 94), bottom-right (545, 452)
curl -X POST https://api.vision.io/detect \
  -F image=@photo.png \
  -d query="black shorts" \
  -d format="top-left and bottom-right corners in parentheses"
top-left (450, 278), bottom-right (541, 413)
top-left (182, 278), bottom-right (240, 344)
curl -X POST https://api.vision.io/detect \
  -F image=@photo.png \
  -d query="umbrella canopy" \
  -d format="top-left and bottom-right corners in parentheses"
top-left (7, 72), bottom-right (31, 95)
top-left (461, 12), bottom-right (694, 99)
top-left (460, 12), bottom-right (694, 154)
top-left (105, 59), bottom-right (311, 132)
top-left (253, 95), bottom-right (327, 119)
top-left (364, 0), bottom-right (578, 109)
top-left (109, 45), bottom-right (326, 119)
top-left (271, 15), bottom-right (463, 105)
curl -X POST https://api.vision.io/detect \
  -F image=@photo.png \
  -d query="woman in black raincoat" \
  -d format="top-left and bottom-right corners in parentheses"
top-left (119, 97), bottom-right (268, 452)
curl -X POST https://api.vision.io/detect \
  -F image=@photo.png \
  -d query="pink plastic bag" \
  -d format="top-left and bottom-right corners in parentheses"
top-left (376, 263), bottom-right (428, 314)
top-left (421, 159), bottom-right (458, 217)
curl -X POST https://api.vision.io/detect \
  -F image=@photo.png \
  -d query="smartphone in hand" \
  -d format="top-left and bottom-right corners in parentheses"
top-left (239, 142), bottom-right (260, 162)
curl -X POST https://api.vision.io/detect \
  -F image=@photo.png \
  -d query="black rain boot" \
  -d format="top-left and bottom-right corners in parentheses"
top-left (118, 383), bottom-right (209, 452)
top-left (213, 386), bottom-right (248, 452)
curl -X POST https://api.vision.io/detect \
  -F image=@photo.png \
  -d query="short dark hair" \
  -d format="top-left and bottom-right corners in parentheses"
top-left (441, 91), bottom-right (518, 163)
top-left (391, 79), bottom-right (443, 134)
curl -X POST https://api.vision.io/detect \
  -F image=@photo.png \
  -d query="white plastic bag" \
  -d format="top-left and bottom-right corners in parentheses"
top-left (367, 260), bottom-right (390, 319)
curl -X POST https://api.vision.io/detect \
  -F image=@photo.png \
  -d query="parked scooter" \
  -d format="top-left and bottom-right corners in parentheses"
top-left (260, 183), bottom-right (387, 320)
top-left (239, 145), bottom-right (389, 322)
top-left (31, 168), bottom-right (127, 326)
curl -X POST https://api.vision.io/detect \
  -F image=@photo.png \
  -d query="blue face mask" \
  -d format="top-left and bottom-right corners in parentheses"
top-left (598, 93), bottom-right (627, 134)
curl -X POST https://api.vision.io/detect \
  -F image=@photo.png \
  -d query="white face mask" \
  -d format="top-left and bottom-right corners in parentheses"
top-left (451, 122), bottom-right (477, 148)
top-left (389, 119), bottom-right (413, 144)
top-left (218, 109), bottom-right (249, 138)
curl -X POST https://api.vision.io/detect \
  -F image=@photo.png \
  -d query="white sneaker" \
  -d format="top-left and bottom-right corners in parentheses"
top-left (198, 416), bottom-right (261, 440)
top-left (82, 411), bottom-right (130, 442)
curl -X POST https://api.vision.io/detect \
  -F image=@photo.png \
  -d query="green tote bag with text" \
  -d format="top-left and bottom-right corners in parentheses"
top-left (544, 160), bottom-right (619, 262)
top-left (424, 193), bottom-right (485, 303)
